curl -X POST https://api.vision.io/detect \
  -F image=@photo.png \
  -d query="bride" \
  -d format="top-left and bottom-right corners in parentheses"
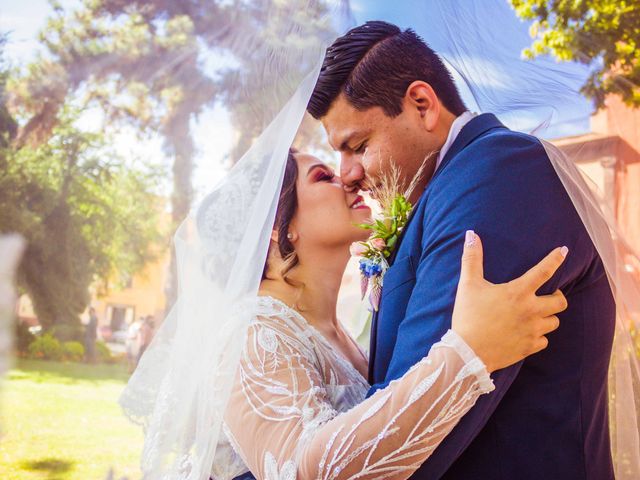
top-left (209, 148), bottom-right (568, 479)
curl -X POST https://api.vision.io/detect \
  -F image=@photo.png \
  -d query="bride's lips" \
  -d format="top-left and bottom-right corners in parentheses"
top-left (350, 195), bottom-right (370, 210)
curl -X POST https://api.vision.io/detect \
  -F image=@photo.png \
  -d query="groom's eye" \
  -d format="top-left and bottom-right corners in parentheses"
top-left (354, 142), bottom-right (367, 154)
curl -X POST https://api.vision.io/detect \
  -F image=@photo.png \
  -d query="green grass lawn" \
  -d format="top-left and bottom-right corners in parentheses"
top-left (0, 359), bottom-right (143, 479)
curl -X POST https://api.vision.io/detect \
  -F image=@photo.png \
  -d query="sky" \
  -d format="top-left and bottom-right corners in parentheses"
top-left (350, 0), bottom-right (594, 138)
top-left (0, 0), bottom-right (594, 201)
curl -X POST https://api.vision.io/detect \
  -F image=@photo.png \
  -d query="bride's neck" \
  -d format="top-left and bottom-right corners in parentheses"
top-left (260, 247), bottom-right (350, 328)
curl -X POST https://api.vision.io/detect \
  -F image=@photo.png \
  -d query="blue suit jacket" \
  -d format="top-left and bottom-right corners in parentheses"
top-left (366, 113), bottom-right (615, 479)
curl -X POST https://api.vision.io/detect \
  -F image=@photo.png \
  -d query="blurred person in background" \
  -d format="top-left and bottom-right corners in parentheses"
top-left (136, 315), bottom-right (155, 366)
top-left (84, 307), bottom-right (98, 363)
top-left (126, 316), bottom-right (143, 373)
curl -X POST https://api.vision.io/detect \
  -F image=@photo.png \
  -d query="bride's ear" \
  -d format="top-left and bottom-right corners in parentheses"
top-left (286, 231), bottom-right (298, 243)
top-left (405, 81), bottom-right (440, 132)
top-left (270, 229), bottom-right (298, 243)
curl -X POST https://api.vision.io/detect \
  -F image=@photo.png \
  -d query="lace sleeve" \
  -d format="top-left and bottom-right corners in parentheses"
top-left (223, 315), bottom-right (494, 480)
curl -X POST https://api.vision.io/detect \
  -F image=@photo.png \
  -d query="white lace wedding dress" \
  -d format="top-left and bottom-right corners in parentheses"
top-left (211, 296), bottom-right (495, 480)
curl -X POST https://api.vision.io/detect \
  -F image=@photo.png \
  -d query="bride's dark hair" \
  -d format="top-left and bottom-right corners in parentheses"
top-left (262, 148), bottom-right (300, 284)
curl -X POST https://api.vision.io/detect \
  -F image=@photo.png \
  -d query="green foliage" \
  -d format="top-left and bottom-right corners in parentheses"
top-left (358, 195), bottom-right (413, 261)
top-left (62, 341), bottom-right (85, 362)
top-left (6, 1), bottom-right (338, 307)
top-left (9, 0), bottom-right (337, 173)
top-left (511, 0), bottom-right (640, 108)
top-left (0, 106), bottom-right (164, 328)
top-left (51, 323), bottom-right (84, 343)
top-left (0, 35), bottom-right (16, 147)
top-left (28, 333), bottom-right (63, 361)
top-left (95, 340), bottom-right (112, 363)
top-left (15, 322), bottom-right (35, 353)
top-left (26, 335), bottom-right (109, 364)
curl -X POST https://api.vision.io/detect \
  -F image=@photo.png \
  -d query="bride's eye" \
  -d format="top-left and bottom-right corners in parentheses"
top-left (315, 171), bottom-right (335, 182)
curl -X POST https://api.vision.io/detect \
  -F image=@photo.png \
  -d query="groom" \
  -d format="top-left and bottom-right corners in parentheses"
top-left (306, 21), bottom-right (615, 480)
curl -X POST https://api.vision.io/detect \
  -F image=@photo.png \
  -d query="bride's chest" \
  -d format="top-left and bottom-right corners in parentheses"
top-left (310, 342), bottom-right (369, 413)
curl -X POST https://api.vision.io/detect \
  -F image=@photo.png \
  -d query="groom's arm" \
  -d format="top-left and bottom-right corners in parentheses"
top-left (368, 134), bottom-right (588, 476)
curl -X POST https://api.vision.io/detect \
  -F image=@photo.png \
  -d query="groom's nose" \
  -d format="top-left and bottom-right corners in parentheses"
top-left (340, 154), bottom-right (365, 192)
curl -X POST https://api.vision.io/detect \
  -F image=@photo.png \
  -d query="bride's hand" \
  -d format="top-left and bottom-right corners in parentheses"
top-left (451, 231), bottom-right (568, 373)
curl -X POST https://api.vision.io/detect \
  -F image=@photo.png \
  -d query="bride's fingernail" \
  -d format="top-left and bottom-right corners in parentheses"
top-left (560, 246), bottom-right (569, 257)
top-left (465, 230), bottom-right (476, 246)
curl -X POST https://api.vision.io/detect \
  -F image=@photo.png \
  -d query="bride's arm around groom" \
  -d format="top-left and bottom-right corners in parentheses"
top-left (223, 237), bottom-right (567, 479)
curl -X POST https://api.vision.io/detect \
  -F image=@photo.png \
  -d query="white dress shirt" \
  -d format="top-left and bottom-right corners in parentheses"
top-left (435, 111), bottom-right (477, 171)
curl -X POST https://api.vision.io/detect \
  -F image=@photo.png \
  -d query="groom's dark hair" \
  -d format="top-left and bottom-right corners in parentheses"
top-left (307, 21), bottom-right (466, 119)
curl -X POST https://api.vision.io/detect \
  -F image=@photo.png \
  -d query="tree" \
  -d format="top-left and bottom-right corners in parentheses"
top-left (0, 35), bottom-right (16, 147)
top-left (511, 0), bottom-right (640, 108)
top-left (0, 106), bottom-right (164, 329)
top-left (8, 0), bottom-right (340, 306)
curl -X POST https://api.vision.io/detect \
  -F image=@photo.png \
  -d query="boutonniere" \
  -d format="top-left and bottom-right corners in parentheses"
top-left (350, 159), bottom-right (430, 312)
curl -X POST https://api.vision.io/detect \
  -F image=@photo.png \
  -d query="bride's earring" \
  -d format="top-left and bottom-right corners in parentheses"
top-left (287, 233), bottom-right (294, 240)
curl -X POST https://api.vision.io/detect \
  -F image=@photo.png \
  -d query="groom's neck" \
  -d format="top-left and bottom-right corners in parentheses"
top-left (406, 110), bottom-right (458, 203)
top-left (412, 108), bottom-right (458, 194)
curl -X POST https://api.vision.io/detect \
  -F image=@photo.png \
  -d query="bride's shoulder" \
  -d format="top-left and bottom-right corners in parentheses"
top-left (240, 296), bottom-right (315, 355)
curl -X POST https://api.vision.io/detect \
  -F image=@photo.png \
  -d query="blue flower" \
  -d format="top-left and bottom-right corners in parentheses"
top-left (359, 258), bottom-right (383, 278)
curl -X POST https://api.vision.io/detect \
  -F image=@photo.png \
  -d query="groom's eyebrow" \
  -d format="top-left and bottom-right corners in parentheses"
top-left (334, 131), bottom-right (363, 152)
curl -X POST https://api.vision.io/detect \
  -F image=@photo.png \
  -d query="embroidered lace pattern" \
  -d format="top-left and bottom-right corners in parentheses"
top-left (213, 296), bottom-right (494, 480)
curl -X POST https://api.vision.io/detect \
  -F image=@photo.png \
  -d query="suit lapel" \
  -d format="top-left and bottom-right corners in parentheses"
top-left (388, 114), bottom-right (505, 267)
top-left (367, 113), bottom-right (506, 385)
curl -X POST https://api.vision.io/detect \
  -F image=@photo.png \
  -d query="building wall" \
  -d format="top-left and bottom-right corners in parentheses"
top-left (592, 96), bottom-right (640, 251)
top-left (552, 96), bottom-right (640, 257)
top-left (91, 253), bottom-right (169, 332)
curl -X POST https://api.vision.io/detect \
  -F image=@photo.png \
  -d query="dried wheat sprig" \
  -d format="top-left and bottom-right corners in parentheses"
top-left (367, 149), bottom-right (439, 212)
top-left (403, 150), bottom-right (438, 202)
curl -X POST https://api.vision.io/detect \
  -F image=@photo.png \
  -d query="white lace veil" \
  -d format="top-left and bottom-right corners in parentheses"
top-left (120, 1), bottom-right (640, 479)
top-left (118, 3), bottom-right (345, 478)
top-left (0, 235), bottom-right (24, 394)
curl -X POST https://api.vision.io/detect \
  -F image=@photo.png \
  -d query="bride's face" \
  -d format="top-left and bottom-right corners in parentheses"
top-left (291, 152), bottom-right (371, 248)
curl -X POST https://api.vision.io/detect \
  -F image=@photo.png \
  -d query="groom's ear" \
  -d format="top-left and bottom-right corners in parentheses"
top-left (405, 81), bottom-right (440, 132)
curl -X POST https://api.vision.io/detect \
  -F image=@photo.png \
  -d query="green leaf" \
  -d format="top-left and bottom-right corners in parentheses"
top-left (356, 222), bottom-right (374, 230)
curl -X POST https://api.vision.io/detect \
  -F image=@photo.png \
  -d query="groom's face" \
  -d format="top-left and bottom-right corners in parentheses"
top-left (321, 91), bottom-right (440, 201)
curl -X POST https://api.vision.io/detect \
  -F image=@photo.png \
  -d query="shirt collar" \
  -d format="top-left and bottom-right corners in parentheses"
top-left (435, 111), bottom-right (477, 171)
